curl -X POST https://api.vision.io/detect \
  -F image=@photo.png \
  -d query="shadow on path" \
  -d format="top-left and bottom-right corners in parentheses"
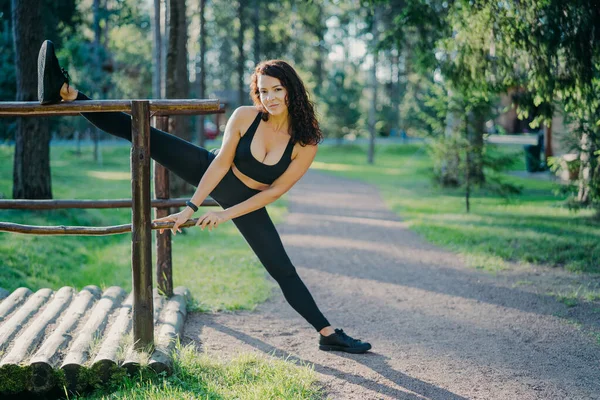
top-left (191, 317), bottom-right (468, 400)
top-left (281, 175), bottom-right (600, 334)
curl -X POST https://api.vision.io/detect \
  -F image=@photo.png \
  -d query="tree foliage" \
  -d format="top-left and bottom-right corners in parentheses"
top-left (3, 0), bottom-right (599, 211)
top-left (478, 0), bottom-right (600, 210)
top-left (379, 0), bottom-right (600, 213)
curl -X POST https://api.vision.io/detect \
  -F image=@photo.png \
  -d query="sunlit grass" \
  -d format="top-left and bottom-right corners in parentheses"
top-left (87, 170), bottom-right (131, 181)
top-left (76, 344), bottom-right (322, 400)
top-left (314, 143), bottom-right (600, 273)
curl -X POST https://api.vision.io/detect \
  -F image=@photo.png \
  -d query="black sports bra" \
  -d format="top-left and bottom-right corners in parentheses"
top-left (233, 112), bottom-right (294, 185)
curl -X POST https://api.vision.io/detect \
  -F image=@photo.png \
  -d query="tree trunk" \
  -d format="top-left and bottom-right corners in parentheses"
top-left (237, 0), bottom-right (246, 107)
top-left (162, 0), bottom-right (169, 98)
top-left (368, 7), bottom-right (379, 165)
top-left (167, 0), bottom-right (189, 110)
top-left (93, 0), bottom-right (102, 165)
top-left (152, 0), bottom-right (162, 98)
top-left (11, 0), bottom-right (52, 199)
top-left (577, 132), bottom-right (592, 204)
top-left (401, 45), bottom-right (410, 136)
top-left (444, 90), bottom-right (457, 137)
top-left (467, 109), bottom-right (485, 185)
top-left (167, 0), bottom-right (192, 197)
top-left (290, 3), bottom-right (301, 63)
top-left (253, 0), bottom-right (260, 66)
top-left (196, 0), bottom-right (206, 147)
top-left (93, 0), bottom-right (101, 79)
top-left (544, 121), bottom-right (553, 162)
top-left (101, 0), bottom-right (109, 48)
top-left (312, 4), bottom-right (325, 93)
top-left (464, 112), bottom-right (474, 212)
top-left (439, 87), bottom-right (461, 186)
top-left (465, 116), bottom-right (471, 213)
top-left (390, 50), bottom-right (399, 135)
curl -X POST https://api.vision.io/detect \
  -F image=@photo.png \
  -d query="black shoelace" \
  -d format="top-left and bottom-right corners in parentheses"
top-left (336, 329), bottom-right (362, 345)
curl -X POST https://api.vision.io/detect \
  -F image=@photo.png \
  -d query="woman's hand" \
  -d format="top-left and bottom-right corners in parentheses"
top-left (153, 207), bottom-right (195, 235)
top-left (195, 210), bottom-right (229, 231)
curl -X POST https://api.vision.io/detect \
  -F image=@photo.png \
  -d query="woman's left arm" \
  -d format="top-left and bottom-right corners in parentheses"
top-left (197, 144), bottom-right (317, 230)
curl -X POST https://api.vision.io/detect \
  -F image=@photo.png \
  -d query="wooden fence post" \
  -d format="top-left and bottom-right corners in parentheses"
top-left (152, 116), bottom-right (173, 297)
top-left (131, 100), bottom-right (154, 350)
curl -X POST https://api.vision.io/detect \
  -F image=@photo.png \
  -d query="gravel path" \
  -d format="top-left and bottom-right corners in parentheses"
top-left (184, 171), bottom-right (600, 400)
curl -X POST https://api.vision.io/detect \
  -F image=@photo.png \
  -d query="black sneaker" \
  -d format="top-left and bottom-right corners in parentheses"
top-left (319, 328), bottom-right (372, 354)
top-left (37, 40), bottom-right (70, 105)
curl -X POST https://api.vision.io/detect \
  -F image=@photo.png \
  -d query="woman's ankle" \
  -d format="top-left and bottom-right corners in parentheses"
top-left (60, 83), bottom-right (78, 102)
top-left (319, 326), bottom-right (335, 337)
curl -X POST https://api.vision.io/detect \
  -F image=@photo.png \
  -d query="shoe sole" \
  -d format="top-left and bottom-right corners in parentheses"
top-left (37, 41), bottom-right (48, 104)
top-left (38, 40), bottom-right (61, 105)
top-left (319, 344), bottom-right (371, 354)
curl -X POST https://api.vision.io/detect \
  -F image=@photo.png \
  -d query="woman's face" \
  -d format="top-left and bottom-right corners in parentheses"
top-left (257, 74), bottom-right (288, 116)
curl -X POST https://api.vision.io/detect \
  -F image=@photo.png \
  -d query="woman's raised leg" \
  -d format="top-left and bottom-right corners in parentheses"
top-left (76, 91), bottom-right (213, 187)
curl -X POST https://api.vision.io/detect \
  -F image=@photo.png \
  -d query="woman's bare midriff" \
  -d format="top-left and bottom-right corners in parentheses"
top-left (232, 164), bottom-right (271, 191)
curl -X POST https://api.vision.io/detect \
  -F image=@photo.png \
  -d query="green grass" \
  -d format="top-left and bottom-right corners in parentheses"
top-left (313, 143), bottom-right (600, 274)
top-left (0, 144), bottom-right (279, 312)
top-left (43, 343), bottom-right (320, 400)
top-left (550, 284), bottom-right (600, 308)
top-left (70, 344), bottom-right (322, 400)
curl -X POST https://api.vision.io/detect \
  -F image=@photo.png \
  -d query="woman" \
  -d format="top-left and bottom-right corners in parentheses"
top-left (38, 40), bottom-right (371, 354)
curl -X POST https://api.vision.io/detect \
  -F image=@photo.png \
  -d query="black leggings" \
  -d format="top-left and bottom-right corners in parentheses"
top-left (76, 92), bottom-right (330, 332)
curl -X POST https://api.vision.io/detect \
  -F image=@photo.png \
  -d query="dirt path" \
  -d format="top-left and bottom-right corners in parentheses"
top-left (184, 171), bottom-right (600, 400)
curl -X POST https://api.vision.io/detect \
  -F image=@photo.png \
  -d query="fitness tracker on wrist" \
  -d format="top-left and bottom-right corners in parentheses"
top-left (185, 200), bottom-right (199, 212)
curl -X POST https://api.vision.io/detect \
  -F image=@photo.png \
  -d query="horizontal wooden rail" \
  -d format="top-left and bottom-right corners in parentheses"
top-left (0, 198), bottom-right (218, 210)
top-left (0, 218), bottom-right (204, 235)
top-left (0, 108), bottom-right (226, 118)
top-left (0, 99), bottom-right (222, 117)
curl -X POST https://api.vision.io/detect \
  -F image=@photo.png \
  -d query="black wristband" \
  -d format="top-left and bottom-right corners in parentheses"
top-left (185, 200), bottom-right (198, 212)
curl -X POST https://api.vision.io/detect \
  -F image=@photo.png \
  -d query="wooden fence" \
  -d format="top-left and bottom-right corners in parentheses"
top-left (0, 99), bottom-right (224, 351)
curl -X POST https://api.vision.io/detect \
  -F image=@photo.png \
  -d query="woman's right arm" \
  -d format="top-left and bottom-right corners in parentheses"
top-left (186, 107), bottom-right (248, 208)
top-left (154, 106), bottom-right (251, 234)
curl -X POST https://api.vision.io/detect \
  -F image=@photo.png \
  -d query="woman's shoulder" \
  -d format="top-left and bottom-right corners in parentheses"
top-left (229, 106), bottom-right (260, 136)
top-left (291, 139), bottom-right (318, 161)
top-left (231, 106), bottom-right (261, 121)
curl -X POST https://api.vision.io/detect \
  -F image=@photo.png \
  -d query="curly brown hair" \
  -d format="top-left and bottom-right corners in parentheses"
top-left (249, 60), bottom-right (323, 146)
